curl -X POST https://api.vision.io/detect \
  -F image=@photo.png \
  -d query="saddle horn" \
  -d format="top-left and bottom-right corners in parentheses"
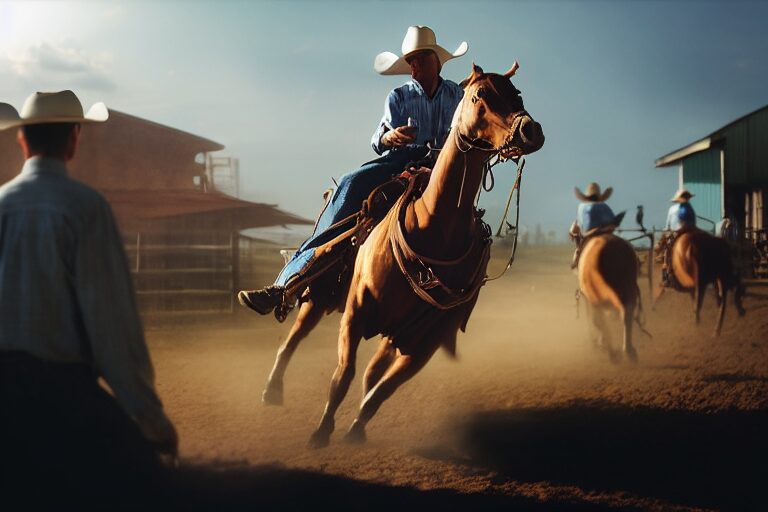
top-left (504, 61), bottom-right (520, 78)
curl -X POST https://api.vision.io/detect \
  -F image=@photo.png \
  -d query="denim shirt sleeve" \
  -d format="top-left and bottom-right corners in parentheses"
top-left (74, 198), bottom-right (174, 442)
top-left (371, 89), bottom-right (406, 155)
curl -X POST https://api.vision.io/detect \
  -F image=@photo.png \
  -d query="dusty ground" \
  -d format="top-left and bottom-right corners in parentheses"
top-left (146, 245), bottom-right (768, 511)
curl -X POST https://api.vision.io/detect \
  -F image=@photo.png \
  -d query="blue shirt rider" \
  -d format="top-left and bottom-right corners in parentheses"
top-left (660, 188), bottom-right (697, 286)
top-left (569, 182), bottom-right (618, 268)
top-left (238, 26), bottom-right (469, 318)
top-left (665, 189), bottom-right (697, 231)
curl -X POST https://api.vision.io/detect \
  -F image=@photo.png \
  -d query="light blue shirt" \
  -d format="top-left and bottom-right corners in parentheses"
top-left (0, 156), bottom-right (172, 440)
top-left (576, 202), bottom-right (617, 232)
top-left (371, 78), bottom-right (464, 155)
top-left (665, 202), bottom-right (697, 231)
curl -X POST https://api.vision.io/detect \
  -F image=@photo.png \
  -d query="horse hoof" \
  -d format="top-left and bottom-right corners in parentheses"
top-left (608, 351), bottom-right (621, 365)
top-left (625, 348), bottom-right (638, 364)
top-left (308, 430), bottom-right (331, 449)
top-left (262, 386), bottom-right (284, 406)
top-left (343, 424), bottom-right (367, 445)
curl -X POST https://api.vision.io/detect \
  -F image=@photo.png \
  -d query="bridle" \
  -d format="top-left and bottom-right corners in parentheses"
top-left (451, 83), bottom-right (531, 281)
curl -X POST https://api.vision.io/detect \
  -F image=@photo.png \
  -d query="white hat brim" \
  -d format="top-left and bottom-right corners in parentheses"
top-left (0, 101), bottom-right (109, 131)
top-left (374, 41), bottom-right (468, 75)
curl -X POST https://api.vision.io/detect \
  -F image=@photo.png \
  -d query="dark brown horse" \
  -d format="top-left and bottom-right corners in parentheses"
top-left (261, 63), bottom-right (544, 447)
top-left (655, 229), bottom-right (745, 336)
top-left (578, 232), bottom-right (643, 363)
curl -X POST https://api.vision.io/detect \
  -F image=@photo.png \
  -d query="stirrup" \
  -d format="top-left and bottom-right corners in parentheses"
top-left (274, 301), bottom-right (294, 323)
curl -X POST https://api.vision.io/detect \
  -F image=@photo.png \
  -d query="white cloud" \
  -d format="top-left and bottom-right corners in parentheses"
top-left (101, 5), bottom-right (126, 21)
top-left (4, 42), bottom-right (117, 93)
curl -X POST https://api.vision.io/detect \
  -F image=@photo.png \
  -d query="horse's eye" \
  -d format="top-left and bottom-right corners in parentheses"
top-left (471, 87), bottom-right (486, 104)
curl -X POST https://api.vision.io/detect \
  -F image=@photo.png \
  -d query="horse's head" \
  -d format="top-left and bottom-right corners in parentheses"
top-left (454, 62), bottom-right (544, 157)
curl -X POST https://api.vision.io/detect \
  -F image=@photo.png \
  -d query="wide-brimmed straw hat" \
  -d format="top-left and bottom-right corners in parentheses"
top-left (670, 188), bottom-right (694, 203)
top-left (0, 90), bottom-right (108, 131)
top-left (574, 182), bottom-right (613, 203)
top-left (374, 25), bottom-right (468, 76)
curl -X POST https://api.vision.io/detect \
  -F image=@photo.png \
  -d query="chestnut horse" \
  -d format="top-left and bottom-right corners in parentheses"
top-left (578, 233), bottom-right (643, 363)
top-left (655, 229), bottom-right (745, 336)
top-left (260, 63), bottom-right (544, 447)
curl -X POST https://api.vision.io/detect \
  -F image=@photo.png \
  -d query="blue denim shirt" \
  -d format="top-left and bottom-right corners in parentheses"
top-left (666, 202), bottom-right (697, 231)
top-left (0, 156), bottom-right (172, 441)
top-left (576, 202), bottom-right (617, 232)
top-left (371, 78), bottom-right (464, 155)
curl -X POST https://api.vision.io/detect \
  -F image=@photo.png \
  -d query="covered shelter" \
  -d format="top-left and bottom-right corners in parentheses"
top-left (0, 109), bottom-right (311, 312)
top-left (655, 105), bottom-right (768, 277)
top-left (655, 105), bottom-right (768, 234)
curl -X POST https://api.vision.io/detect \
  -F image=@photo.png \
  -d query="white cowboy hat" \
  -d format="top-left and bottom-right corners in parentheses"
top-left (0, 90), bottom-right (108, 131)
top-left (574, 182), bottom-right (613, 203)
top-left (374, 25), bottom-right (468, 76)
top-left (670, 188), bottom-right (694, 203)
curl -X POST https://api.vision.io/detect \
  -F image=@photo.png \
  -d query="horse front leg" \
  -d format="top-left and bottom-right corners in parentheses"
top-left (309, 309), bottom-right (363, 449)
top-left (362, 338), bottom-right (397, 397)
top-left (263, 300), bottom-right (325, 405)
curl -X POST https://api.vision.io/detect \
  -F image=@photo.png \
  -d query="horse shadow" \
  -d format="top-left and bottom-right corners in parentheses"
top-left (426, 402), bottom-right (768, 511)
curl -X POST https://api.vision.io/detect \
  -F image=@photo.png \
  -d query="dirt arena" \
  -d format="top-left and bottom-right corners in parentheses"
top-left (147, 245), bottom-right (768, 511)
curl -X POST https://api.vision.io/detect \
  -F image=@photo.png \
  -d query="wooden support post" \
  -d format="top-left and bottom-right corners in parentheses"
top-left (230, 231), bottom-right (240, 313)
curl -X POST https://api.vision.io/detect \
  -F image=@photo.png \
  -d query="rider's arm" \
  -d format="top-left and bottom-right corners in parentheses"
top-left (665, 205), bottom-right (675, 231)
top-left (371, 89), bottom-right (407, 155)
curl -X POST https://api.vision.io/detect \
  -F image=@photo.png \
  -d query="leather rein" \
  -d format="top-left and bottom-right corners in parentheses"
top-left (388, 117), bottom-right (528, 309)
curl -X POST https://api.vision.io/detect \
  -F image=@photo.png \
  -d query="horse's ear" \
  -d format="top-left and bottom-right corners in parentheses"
top-left (503, 61), bottom-right (519, 78)
top-left (460, 62), bottom-right (484, 89)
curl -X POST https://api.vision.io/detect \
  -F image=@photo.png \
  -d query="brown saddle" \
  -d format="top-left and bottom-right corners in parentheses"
top-left (278, 168), bottom-right (431, 316)
top-left (571, 224), bottom-right (620, 269)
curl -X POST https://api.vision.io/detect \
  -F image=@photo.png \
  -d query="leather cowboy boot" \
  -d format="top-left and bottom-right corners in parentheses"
top-left (237, 285), bottom-right (285, 315)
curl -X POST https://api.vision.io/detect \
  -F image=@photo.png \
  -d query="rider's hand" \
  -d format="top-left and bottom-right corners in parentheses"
top-left (381, 125), bottom-right (417, 148)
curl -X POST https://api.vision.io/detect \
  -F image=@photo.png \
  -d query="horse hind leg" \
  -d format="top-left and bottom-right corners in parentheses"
top-left (590, 306), bottom-right (619, 363)
top-left (693, 282), bottom-right (706, 326)
top-left (734, 279), bottom-right (747, 317)
top-left (345, 337), bottom-right (441, 444)
top-left (713, 279), bottom-right (727, 337)
top-left (362, 338), bottom-right (397, 397)
top-left (263, 300), bottom-right (325, 405)
top-left (308, 309), bottom-right (363, 449)
top-left (622, 302), bottom-right (638, 363)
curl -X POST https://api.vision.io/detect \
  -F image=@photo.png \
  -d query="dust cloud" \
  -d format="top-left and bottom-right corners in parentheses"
top-left (143, 244), bottom-right (768, 511)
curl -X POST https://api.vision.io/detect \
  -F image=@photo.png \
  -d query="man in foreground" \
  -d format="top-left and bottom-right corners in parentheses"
top-left (0, 90), bottom-right (177, 503)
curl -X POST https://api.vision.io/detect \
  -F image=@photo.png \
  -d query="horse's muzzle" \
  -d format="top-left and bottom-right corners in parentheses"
top-left (514, 115), bottom-right (545, 154)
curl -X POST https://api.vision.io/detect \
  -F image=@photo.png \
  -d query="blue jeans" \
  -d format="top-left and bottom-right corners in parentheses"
top-left (275, 146), bottom-right (428, 286)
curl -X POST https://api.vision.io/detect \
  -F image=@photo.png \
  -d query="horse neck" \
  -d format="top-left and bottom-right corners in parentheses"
top-left (415, 130), bottom-right (488, 236)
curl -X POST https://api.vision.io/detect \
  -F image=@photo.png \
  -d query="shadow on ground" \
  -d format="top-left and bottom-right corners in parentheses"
top-left (440, 402), bottom-right (768, 511)
top-left (157, 462), bottom-right (623, 512)
top-left (3, 460), bottom-right (622, 512)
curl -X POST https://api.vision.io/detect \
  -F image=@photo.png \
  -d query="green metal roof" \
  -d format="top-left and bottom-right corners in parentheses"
top-left (655, 104), bottom-right (768, 168)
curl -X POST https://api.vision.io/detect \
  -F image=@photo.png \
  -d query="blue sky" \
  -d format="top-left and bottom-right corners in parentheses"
top-left (2, 0), bottom-right (767, 240)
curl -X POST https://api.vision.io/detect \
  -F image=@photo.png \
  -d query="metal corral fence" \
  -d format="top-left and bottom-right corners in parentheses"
top-left (124, 231), bottom-right (289, 315)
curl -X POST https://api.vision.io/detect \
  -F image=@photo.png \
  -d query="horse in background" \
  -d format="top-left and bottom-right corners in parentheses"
top-left (655, 229), bottom-right (745, 336)
top-left (578, 232), bottom-right (644, 363)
